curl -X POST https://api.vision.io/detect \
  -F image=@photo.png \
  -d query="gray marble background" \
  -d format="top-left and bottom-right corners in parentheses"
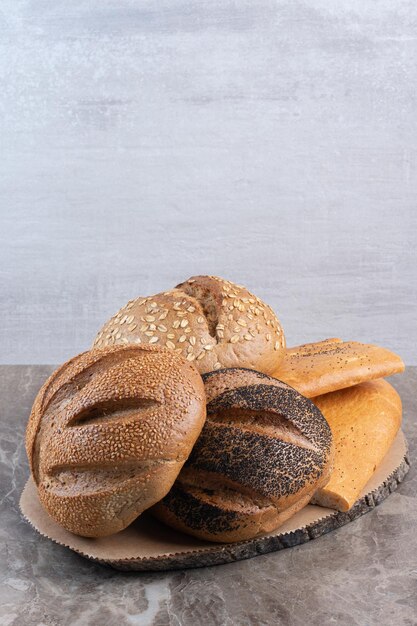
top-left (1, 1), bottom-right (417, 364)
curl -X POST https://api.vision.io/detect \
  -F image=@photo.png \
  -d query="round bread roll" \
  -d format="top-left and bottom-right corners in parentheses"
top-left (26, 345), bottom-right (206, 537)
top-left (152, 368), bottom-right (334, 543)
top-left (93, 275), bottom-right (285, 375)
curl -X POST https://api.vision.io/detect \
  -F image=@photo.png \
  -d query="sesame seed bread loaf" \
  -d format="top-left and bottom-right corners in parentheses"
top-left (26, 345), bottom-right (206, 537)
top-left (152, 368), bottom-right (334, 543)
top-left (93, 276), bottom-right (286, 375)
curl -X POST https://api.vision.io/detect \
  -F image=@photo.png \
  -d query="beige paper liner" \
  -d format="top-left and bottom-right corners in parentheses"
top-left (20, 430), bottom-right (409, 571)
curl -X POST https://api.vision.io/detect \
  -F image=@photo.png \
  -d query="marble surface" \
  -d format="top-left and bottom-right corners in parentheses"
top-left (0, 366), bottom-right (416, 626)
top-left (1, 1), bottom-right (417, 365)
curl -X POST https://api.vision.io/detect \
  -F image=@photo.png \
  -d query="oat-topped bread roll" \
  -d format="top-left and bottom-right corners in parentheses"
top-left (152, 368), bottom-right (334, 543)
top-left (93, 275), bottom-right (286, 375)
top-left (26, 345), bottom-right (206, 537)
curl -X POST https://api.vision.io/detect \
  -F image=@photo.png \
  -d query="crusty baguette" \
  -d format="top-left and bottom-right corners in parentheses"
top-left (93, 276), bottom-right (286, 375)
top-left (273, 338), bottom-right (404, 397)
top-left (311, 379), bottom-right (402, 511)
top-left (152, 368), bottom-right (334, 542)
top-left (26, 345), bottom-right (206, 537)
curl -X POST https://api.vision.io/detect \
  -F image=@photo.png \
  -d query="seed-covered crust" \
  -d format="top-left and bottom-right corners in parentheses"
top-left (152, 368), bottom-right (334, 543)
top-left (26, 345), bottom-right (206, 537)
top-left (92, 276), bottom-right (286, 375)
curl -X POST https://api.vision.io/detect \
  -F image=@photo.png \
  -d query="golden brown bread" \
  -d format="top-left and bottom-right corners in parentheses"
top-left (93, 275), bottom-right (286, 375)
top-left (273, 338), bottom-right (404, 397)
top-left (152, 368), bottom-right (334, 542)
top-left (26, 345), bottom-right (206, 537)
top-left (311, 379), bottom-right (402, 511)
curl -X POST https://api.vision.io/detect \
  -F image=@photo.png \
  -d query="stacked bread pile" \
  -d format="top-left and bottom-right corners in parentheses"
top-left (26, 276), bottom-right (405, 542)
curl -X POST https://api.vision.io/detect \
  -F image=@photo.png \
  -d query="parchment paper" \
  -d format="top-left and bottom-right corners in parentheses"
top-left (19, 431), bottom-right (409, 570)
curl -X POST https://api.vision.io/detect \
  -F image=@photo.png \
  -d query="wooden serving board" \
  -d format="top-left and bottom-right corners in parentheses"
top-left (20, 430), bottom-right (409, 572)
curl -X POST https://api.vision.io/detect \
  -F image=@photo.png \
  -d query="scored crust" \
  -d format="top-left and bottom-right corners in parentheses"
top-left (92, 276), bottom-right (286, 375)
top-left (26, 345), bottom-right (206, 537)
top-left (152, 368), bottom-right (334, 543)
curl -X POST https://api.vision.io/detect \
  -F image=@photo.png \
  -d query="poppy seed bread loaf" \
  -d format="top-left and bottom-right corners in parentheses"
top-left (26, 345), bottom-right (206, 537)
top-left (152, 368), bottom-right (334, 542)
top-left (93, 275), bottom-right (286, 375)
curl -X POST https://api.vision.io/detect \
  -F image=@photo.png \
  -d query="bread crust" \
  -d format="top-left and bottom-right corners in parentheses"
top-left (92, 276), bottom-right (285, 375)
top-left (311, 379), bottom-right (402, 511)
top-left (273, 338), bottom-right (404, 397)
top-left (26, 345), bottom-right (206, 537)
top-left (152, 368), bottom-right (334, 542)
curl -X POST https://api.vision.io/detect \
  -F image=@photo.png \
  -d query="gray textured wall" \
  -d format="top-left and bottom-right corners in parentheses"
top-left (1, 1), bottom-right (416, 364)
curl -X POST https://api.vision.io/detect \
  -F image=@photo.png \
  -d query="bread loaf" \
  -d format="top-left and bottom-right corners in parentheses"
top-left (152, 368), bottom-right (334, 542)
top-left (311, 379), bottom-right (402, 511)
top-left (26, 345), bottom-right (206, 537)
top-left (93, 275), bottom-right (286, 375)
top-left (273, 338), bottom-right (405, 397)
